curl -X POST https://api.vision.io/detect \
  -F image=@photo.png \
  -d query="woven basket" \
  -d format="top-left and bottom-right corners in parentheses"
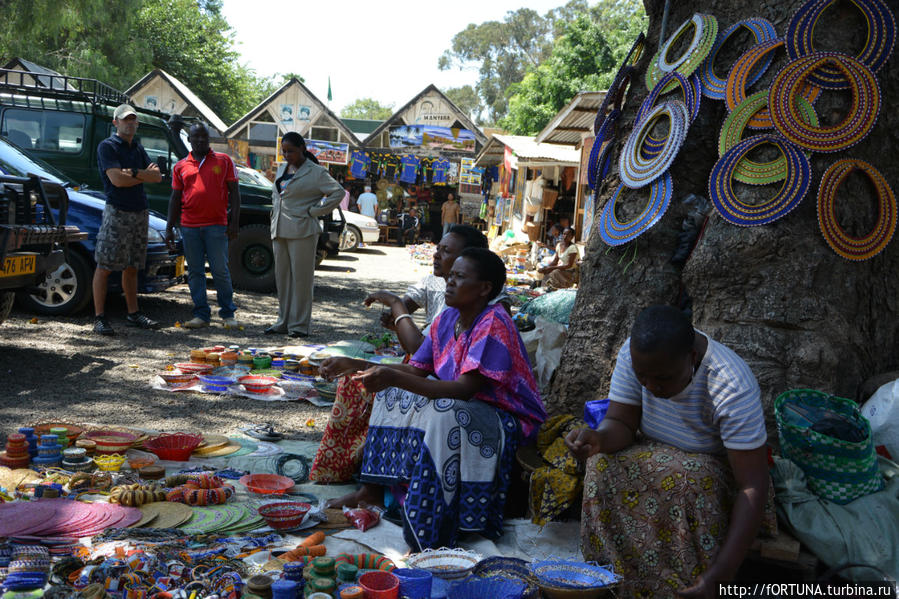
top-left (775, 389), bottom-right (883, 504)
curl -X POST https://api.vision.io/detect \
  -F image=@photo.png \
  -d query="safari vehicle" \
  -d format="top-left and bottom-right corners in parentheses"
top-left (0, 170), bottom-right (85, 324)
top-left (0, 67), bottom-right (344, 293)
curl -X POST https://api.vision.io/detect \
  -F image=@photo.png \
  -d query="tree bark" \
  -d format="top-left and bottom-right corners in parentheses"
top-left (547, 0), bottom-right (899, 438)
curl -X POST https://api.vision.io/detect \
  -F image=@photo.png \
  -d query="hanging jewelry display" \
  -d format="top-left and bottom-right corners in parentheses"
top-left (599, 171), bottom-right (673, 246)
top-left (699, 17), bottom-right (778, 100)
top-left (619, 101), bottom-right (690, 189)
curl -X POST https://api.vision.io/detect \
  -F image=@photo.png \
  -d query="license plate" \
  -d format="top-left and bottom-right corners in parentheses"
top-left (0, 254), bottom-right (36, 278)
top-left (175, 256), bottom-right (185, 277)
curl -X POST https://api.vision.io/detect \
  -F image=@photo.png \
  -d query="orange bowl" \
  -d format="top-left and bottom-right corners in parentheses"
top-left (257, 501), bottom-right (311, 529)
top-left (239, 473), bottom-right (294, 494)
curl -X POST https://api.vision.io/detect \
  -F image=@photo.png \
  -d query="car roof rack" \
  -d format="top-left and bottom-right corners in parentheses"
top-left (0, 68), bottom-right (131, 107)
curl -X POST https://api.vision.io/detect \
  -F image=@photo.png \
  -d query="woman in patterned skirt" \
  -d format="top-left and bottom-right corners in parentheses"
top-left (566, 305), bottom-right (774, 599)
top-left (319, 248), bottom-right (546, 550)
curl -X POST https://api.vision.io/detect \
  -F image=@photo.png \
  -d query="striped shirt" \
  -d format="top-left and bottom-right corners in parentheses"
top-left (609, 333), bottom-right (766, 454)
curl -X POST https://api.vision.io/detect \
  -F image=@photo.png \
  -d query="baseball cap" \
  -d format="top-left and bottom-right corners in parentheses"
top-left (113, 104), bottom-right (137, 120)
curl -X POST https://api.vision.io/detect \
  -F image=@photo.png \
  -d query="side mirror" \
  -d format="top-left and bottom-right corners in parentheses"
top-left (156, 156), bottom-right (169, 176)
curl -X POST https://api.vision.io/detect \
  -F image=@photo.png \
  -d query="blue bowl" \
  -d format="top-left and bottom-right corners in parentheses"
top-left (198, 374), bottom-right (234, 393)
top-left (448, 577), bottom-right (526, 599)
top-left (529, 561), bottom-right (619, 590)
top-left (281, 371), bottom-right (315, 382)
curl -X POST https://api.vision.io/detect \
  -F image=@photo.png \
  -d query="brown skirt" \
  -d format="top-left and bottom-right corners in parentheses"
top-left (580, 440), bottom-right (776, 599)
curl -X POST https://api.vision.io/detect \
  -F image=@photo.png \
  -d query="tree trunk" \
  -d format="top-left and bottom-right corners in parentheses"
top-left (547, 0), bottom-right (899, 438)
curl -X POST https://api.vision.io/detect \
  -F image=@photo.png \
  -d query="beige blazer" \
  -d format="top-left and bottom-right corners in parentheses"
top-left (270, 160), bottom-right (345, 239)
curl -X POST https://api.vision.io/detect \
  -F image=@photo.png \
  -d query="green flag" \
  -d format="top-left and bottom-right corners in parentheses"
top-left (327, 76), bottom-right (332, 102)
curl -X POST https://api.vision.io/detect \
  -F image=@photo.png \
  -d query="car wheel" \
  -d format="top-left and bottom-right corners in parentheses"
top-left (17, 249), bottom-right (93, 315)
top-left (229, 223), bottom-right (276, 293)
top-left (0, 291), bottom-right (14, 324)
top-left (339, 225), bottom-right (361, 251)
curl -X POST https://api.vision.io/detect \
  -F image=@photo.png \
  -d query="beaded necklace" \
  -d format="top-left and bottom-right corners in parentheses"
top-left (619, 101), bottom-right (690, 189)
top-left (699, 17), bottom-right (778, 100)
top-left (599, 172), bottom-right (673, 246)
top-left (646, 14), bottom-right (718, 93)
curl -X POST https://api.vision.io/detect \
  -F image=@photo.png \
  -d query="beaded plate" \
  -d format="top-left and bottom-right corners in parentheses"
top-left (700, 17), bottom-right (778, 100)
top-left (619, 101), bottom-right (690, 189)
top-left (599, 171), bottom-right (673, 247)
top-left (593, 32), bottom-right (644, 135)
top-left (787, 0), bottom-right (896, 89)
top-left (817, 159), bottom-right (897, 260)
top-left (769, 52), bottom-right (881, 153)
top-left (587, 109), bottom-right (620, 190)
top-left (719, 91), bottom-right (818, 185)
top-left (708, 134), bottom-right (811, 226)
top-left (646, 14), bottom-right (718, 93)
top-left (529, 560), bottom-right (620, 590)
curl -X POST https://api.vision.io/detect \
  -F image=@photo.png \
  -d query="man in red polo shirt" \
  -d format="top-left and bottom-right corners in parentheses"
top-left (165, 122), bottom-right (241, 328)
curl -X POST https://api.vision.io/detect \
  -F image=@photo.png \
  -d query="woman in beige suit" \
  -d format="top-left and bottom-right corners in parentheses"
top-left (268, 133), bottom-right (345, 337)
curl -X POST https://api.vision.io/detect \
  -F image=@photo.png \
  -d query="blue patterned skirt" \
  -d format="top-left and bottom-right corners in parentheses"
top-left (360, 387), bottom-right (519, 550)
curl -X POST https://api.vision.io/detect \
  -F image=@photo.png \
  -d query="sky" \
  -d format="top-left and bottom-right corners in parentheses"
top-left (220, 0), bottom-right (567, 115)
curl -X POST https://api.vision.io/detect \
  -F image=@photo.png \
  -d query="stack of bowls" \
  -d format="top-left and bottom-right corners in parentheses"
top-left (32, 434), bottom-right (62, 467)
top-left (61, 447), bottom-right (92, 472)
top-left (75, 438), bottom-right (96, 456)
top-left (49, 427), bottom-right (69, 448)
top-left (4, 545), bottom-right (50, 591)
top-left (16, 427), bottom-right (38, 458)
top-left (0, 433), bottom-right (31, 468)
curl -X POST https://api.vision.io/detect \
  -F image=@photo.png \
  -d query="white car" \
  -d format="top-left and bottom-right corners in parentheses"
top-left (338, 209), bottom-right (380, 251)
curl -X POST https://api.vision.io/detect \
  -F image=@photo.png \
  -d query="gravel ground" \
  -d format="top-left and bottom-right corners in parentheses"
top-left (0, 245), bottom-right (432, 439)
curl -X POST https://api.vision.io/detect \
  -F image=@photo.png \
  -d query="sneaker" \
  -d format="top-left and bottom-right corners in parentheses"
top-left (222, 317), bottom-right (239, 328)
top-left (125, 312), bottom-right (161, 330)
top-left (94, 315), bottom-right (115, 336)
top-left (183, 316), bottom-right (209, 329)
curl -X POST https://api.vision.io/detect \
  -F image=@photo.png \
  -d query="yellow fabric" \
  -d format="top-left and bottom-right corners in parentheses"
top-left (530, 414), bottom-right (586, 525)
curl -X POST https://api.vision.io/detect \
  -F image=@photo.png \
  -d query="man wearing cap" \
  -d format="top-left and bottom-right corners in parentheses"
top-left (165, 122), bottom-right (241, 329)
top-left (92, 104), bottom-right (162, 335)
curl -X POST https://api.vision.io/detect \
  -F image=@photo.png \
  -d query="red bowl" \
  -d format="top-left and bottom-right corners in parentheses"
top-left (174, 362), bottom-right (215, 374)
top-left (143, 432), bottom-right (204, 461)
top-left (238, 473), bottom-right (294, 494)
top-left (238, 375), bottom-right (279, 394)
top-left (84, 430), bottom-right (138, 455)
top-left (359, 571), bottom-right (400, 597)
top-left (257, 501), bottom-right (311, 530)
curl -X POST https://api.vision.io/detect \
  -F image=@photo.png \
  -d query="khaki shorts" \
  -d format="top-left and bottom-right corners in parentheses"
top-left (94, 205), bottom-right (148, 271)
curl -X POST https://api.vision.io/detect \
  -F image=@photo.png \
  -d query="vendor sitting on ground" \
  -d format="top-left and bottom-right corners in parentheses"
top-left (309, 225), bottom-right (493, 484)
top-left (565, 305), bottom-right (772, 599)
top-left (539, 227), bottom-right (579, 290)
top-left (320, 248), bottom-right (547, 550)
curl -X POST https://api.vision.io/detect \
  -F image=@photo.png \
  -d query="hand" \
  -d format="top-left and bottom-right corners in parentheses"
top-left (379, 311), bottom-right (397, 331)
top-left (677, 576), bottom-right (716, 599)
top-left (564, 428), bottom-right (602, 461)
top-left (164, 228), bottom-right (177, 252)
top-left (538, 266), bottom-right (550, 274)
top-left (146, 163), bottom-right (160, 173)
top-left (364, 291), bottom-right (402, 310)
top-left (319, 357), bottom-right (358, 381)
top-left (351, 366), bottom-right (393, 393)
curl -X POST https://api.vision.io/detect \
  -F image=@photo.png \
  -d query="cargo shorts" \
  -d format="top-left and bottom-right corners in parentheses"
top-left (94, 204), bottom-right (149, 271)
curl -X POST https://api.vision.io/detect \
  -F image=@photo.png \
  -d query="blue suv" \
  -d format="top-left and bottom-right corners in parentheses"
top-left (0, 136), bottom-right (184, 315)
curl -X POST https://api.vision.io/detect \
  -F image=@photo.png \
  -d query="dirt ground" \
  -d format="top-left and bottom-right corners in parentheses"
top-left (0, 245), bottom-right (433, 439)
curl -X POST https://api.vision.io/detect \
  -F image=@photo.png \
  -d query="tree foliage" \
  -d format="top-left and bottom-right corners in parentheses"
top-left (340, 98), bottom-right (395, 120)
top-left (443, 85), bottom-right (482, 123)
top-left (440, 0), bottom-right (646, 126)
top-left (0, 0), bottom-right (277, 123)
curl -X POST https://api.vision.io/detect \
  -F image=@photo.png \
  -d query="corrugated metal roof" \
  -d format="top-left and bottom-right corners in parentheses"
top-left (475, 134), bottom-right (580, 167)
top-left (535, 90), bottom-right (606, 145)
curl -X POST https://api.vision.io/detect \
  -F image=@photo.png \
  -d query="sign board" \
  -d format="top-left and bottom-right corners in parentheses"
top-left (305, 139), bottom-right (349, 165)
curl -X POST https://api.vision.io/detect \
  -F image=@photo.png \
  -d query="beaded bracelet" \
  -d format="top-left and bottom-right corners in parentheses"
top-left (598, 172), bottom-right (673, 246)
top-left (708, 134), bottom-right (811, 227)
top-left (769, 52), bottom-right (881, 153)
top-left (619, 100), bottom-right (690, 189)
top-left (817, 159), bottom-right (896, 260)
top-left (699, 17), bottom-right (778, 100)
top-left (724, 38), bottom-right (822, 129)
top-left (718, 91), bottom-right (818, 185)
top-left (646, 14), bottom-right (718, 93)
top-left (787, 0), bottom-right (895, 89)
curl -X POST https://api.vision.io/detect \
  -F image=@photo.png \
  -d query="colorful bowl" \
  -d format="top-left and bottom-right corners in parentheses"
top-left (174, 362), bottom-right (215, 374)
top-left (84, 430), bottom-right (138, 455)
top-left (238, 375), bottom-right (280, 394)
top-left (197, 374), bottom-right (234, 393)
top-left (253, 354), bottom-right (273, 369)
top-left (158, 370), bottom-right (197, 385)
top-left (143, 433), bottom-right (204, 461)
top-left (238, 473), bottom-right (294, 494)
top-left (94, 453), bottom-right (126, 471)
top-left (405, 548), bottom-right (481, 580)
top-left (358, 571), bottom-right (399, 598)
top-left (257, 501), bottom-right (311, 530)
top-left (125, 448), bottom-right (158, 470)
top-left (281, 371), bottom-right (314, 382)
top-left (450, 577), bottom-right (527, 599)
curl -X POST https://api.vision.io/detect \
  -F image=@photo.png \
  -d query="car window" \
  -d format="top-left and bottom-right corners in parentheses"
top-left (137, 126), bottom-right (176, 169)
top-left (1, 109), bottom-right (85, 153)
top-left (0, 138), bottom-right (69, 183)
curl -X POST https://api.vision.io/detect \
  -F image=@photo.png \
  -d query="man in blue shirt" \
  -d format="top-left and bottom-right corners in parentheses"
top-left (92, 104), bottom-right (163, 335)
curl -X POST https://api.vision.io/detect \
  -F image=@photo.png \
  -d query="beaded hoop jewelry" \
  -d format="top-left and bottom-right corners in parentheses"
top-left (636, 72), bottom-right (699, 125)
top-left (599, 172), bottom-right (673, 246)
top-left (787, 0), bottom-right (896, 89)
top-left (725, 38), bottom-right (823, 128)
top-left (700, 17), bottom-right (778, 100)
top-left (646, 14), bottom-right (718, 92)
top-left (709, 134), bottom-right (811, 226)
top-left (719, 91), bottom-right (819, 184)
top-left (769, 52), bottom-right (880, 153)
top-left (817, 159), bottom-right (896, 260)
top-left (594, 66), bottom-right (636, 135)
top-left (619, 101), bottom-right (690, 189)
top-left (588, 109), bottom-right (620, 189)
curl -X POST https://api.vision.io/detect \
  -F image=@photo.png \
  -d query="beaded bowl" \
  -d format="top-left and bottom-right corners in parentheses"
top-left (83, 430), bottom-right (137, 455)
top-left (143, 433), bottom-right (204, 461)
top-left (238, 375), bottom-right (280, 394)
top-left (257, 501), bottom-right (311, 530)
top-left (450, 577), bottom-right (527, 599)
top-left (238, 473), bottom-right (294, 495)
top-left (404, 548), bottom-right (482, 580)
top-left (197, 374), bottom-right (234, 393)
top-left (158, 370), bottom-right (197, 386)
top-left (173, 362), bottom-right (215, 374)
top-left (530, 561), bottom-right (620, 599)
top-left (93, 453), bottom-right (126, 471)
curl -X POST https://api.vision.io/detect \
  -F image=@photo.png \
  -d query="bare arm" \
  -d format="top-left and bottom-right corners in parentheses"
top-left (564, 401), bottom-right (641, 460)
top-left (355, 366), bottom-right (487, 400)
top-left (678, 446), bottom-right (768, 598)
top-left (106, 163), bottom-right (161, 187)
